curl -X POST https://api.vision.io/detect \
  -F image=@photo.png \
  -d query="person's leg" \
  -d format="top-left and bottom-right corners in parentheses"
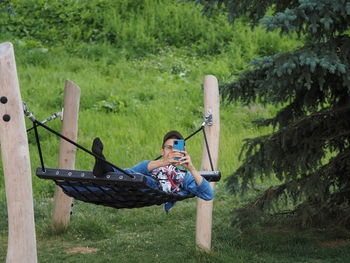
top-left (92, 137), bottom-right (113, 177)
top-left (129, 160), bottom-right (151, 175)
top-left (144, 176), bottom-right (160, 189)
top-left (112, 166), bottom-right (159, 189)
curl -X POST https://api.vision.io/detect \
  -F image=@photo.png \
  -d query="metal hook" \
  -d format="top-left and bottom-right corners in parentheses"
top-left (204, 109), bottom-right (213, 126)
top-left (22, 102), bottom-right (36, 121)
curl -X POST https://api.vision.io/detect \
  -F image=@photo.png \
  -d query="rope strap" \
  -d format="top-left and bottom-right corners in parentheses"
top-left (27, 111), bottom-right (62, 132)
top-left (35, 120), bottom-right (134, 178)
top-left (23, 102), bottom-right (134, 178)
top-left (24, 102), bottom-right (216, 176)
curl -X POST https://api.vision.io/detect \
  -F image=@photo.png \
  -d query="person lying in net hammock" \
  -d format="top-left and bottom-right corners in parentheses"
top-left (92, 130), bottom-right (214, 211)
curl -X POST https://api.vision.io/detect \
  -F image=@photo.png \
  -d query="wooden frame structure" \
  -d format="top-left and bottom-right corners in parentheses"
top-left (51, 80), bottom-right (80, 232)
top-left (196, 75), bottom-right (220, 251)
top-left (0, 42), bottom-right (37, 262)
top-left (0, 42), bottom-right (81, 262)
top-left (0, 42), bottom-right (220, 262)
top-left (50, 75), bottom-right (221, 250)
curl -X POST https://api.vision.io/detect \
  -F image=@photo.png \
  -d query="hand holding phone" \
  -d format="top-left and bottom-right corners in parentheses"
top-left (173, 139), bottom-right (185, 160)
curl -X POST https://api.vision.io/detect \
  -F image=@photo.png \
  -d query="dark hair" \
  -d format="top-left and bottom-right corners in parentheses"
top-left (162, 130), bottom-right (184, 146)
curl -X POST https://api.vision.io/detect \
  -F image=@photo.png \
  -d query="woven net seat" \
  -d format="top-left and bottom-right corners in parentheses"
top-left (36, 167), bottom-right (220, 209)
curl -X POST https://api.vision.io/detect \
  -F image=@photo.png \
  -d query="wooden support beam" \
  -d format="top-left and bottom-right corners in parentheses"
top-left (196, 75), bottom-right (220, 251)
top-left (0, 42), bottom-right (38, 263)
top-left (51, 80), bottom-right (80, 232)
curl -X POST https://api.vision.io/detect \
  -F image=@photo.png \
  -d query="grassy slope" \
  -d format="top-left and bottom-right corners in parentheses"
top-left (0, 44), bottom-right (348, 263)
top-left (1, 1), bottom-right (350, 262)
top-left (4, 37), bottom-right (279, 196)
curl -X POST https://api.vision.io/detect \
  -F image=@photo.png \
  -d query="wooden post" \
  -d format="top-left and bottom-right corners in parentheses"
top-left (51, 80), bottom-right (80, 232)
top-left (0, 42), bottom-right (38, 263)
top-left (195, 75), bottom-right (220, 251)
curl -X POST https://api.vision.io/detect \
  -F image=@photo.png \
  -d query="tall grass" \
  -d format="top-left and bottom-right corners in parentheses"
top-left (0, 42), bottom-right (285, 262)
top-left (0, 0), bottom-right (300, 58)
top-left (1, 0), bottom-right (233, 56)
top-left (1, 1), bottom-right (337, 262)
top-left (0, 43), bottom-right (276, 196)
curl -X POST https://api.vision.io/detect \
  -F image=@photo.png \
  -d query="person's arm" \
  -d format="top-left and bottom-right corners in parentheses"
top-left (179, 151), bottom-right (203, 185)
top-left (182, 172), bottom-right (214, 200)
top-left (147, 150), bottom-right (183, 171)
top-left (147, 159), bottom-right (166, 171)
top-left (186, 165), bottom-right (203, 185)
top-left (179, 149), bottom-right (213, 199)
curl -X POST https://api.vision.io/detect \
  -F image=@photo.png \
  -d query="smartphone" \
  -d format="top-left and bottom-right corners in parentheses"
top-left (173, 139), bottom-right (185, 160)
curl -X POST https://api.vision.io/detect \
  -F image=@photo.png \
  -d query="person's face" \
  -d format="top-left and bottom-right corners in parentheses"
top-left (161, 138), bottom-right (177, 156)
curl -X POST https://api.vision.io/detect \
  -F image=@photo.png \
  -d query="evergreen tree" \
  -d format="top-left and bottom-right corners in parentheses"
top-left (198, 0), bottom-right (350, 226)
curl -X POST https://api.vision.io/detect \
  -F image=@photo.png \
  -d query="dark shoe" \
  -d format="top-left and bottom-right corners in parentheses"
top-left (92, 137), bottom-right (113, 177)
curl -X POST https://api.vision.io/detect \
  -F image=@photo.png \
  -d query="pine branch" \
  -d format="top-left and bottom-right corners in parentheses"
top-left (250, 183), bottom-right (288, 210)
top-left (234, 147), bottom-right (350, 211)
top-left (263, 0), bottom-right (350, 40)
top-left (221, 36), bottom-right (350, 108)
top-left (194, 0), bottom-right (299, 26)
top-left (197, 0), bottom-right (350, 227)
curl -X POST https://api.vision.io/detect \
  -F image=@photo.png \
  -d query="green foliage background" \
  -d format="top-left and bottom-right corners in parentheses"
top-left (1, 0), bottom-right (240, 57)
top-left (1, 0), bottom-right (348, 262)
top-left (0, 0), bottom-right (299, 195)
top-left (0, 0), bottom-right (300, 58)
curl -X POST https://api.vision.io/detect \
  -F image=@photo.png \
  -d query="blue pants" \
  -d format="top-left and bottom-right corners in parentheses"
top-left (112, 161), bottom-right (160, 189)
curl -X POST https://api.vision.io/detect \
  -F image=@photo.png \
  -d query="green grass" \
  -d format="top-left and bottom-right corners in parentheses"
top-left (1, 45), bottom-right (349, 261)
top-left (0, 41), bottom-right (278, 195)
top-left (0, 0), bottom-right (300, 58)
top-left (2, 194), bottom-right (350, 262)
top-left (2, 1), bottom-right (348, 260)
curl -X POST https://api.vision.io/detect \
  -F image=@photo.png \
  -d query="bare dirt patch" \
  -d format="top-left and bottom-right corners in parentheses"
top-left (64, 246), bottom-right (100, 254)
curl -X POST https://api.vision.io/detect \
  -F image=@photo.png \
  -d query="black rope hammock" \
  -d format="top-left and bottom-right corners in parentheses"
top-left (25, 104), bottom-right (221, 209)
